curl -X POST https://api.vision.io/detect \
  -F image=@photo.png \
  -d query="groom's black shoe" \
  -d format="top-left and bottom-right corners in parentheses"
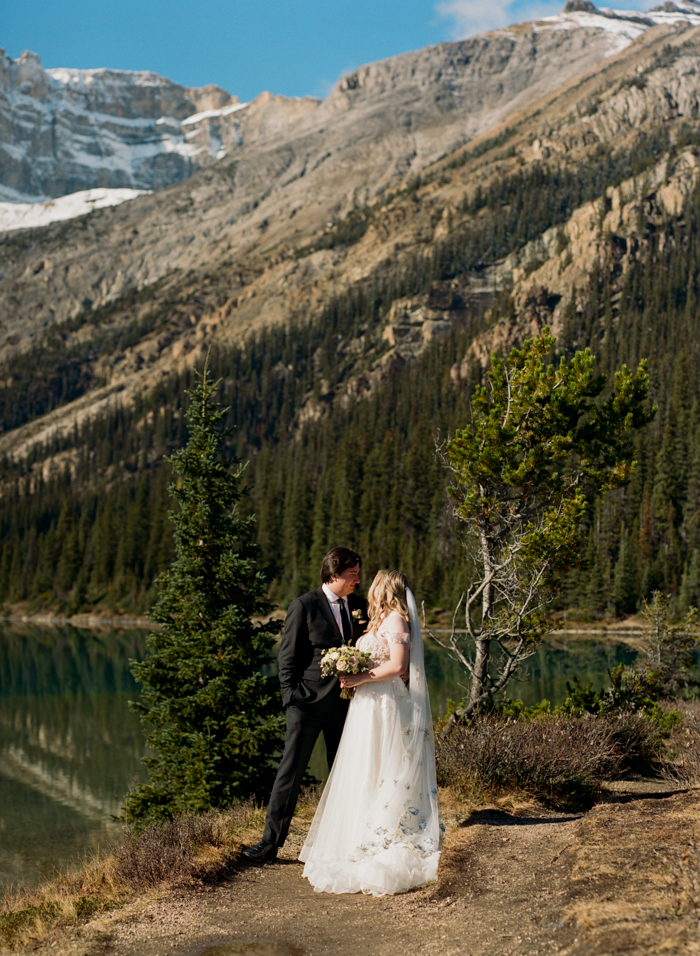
top-left (242, 839), bottom-right (278, 863)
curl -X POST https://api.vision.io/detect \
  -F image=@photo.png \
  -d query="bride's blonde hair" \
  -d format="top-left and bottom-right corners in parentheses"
top-left (368, 569), bottom-right (410, 626)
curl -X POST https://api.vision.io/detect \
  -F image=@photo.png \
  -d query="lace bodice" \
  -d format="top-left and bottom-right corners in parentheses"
top-left (356, 622), bottom-right (410, 665)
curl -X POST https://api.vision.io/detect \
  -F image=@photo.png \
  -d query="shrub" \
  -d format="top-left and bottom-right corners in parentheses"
top-left (605, 709), bottom-right (673, 774)
top-left (558, 664), bottom-right (664, 718)
top-left (0, 902), bottom-right (61, 948)
top-left (72, 896), bottom-right (104, 920)
top-left (113, 812), bottom-right (241, 887)
top-left (486, 662), bottom-right (680, 781)
top-left (665, 699), bottom-right (700, 786)
top-left (436, 715), bottom-right (623, 810)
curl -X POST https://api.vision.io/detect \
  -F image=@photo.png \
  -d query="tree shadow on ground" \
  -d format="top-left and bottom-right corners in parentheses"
top-left (459, 808), bottom-right (581, 827)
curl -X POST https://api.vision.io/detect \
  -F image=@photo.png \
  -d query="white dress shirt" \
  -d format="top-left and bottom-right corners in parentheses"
top-left (321, 583), bottom-right (350, 636)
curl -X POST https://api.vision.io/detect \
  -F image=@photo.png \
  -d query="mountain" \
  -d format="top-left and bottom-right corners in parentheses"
top-left (0, 49), bottom-right (239, 202)
top-left (2, 2), bottom-right (699, 207)
top-left (1, 6), bottom-right (696, 439)
top-left (3, 3), bottom-right (700, 615)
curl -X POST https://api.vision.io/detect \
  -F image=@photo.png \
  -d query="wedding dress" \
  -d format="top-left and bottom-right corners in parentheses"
top-left (299, 589), bottom-right (441, 896)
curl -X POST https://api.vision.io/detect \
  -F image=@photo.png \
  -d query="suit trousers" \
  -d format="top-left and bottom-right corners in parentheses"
top-left (263, 695), bottom-right (348, 848)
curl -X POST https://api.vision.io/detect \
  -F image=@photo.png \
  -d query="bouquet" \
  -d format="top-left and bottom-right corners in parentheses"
top-left (321, 646), bottom-right (373, 699)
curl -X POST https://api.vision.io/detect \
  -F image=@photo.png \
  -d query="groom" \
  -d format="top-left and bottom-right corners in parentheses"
top-left (243, 546), bottom-right (368, 862)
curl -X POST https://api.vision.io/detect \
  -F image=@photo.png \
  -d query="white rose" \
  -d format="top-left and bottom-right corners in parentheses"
top-left (336, 660), bottom-right (348, 672)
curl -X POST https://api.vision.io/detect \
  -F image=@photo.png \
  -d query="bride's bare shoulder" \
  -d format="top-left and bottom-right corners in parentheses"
top-left (383, 609), bottom-right (409, 633)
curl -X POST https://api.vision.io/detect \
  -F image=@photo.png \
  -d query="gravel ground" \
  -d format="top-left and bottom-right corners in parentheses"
top-left (29, 781), bottom-right (699, 956)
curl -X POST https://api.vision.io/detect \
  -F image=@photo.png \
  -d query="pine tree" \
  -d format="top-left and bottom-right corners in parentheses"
top-left (123, 362), bottom-right (285, 827)
top-left (679, 550), bottom-right (700, 614)
top-left (612, 529), bottom-right (637, 616)
top-left (443, 328), bottom-right (654, 721)
top-left (637, 591), bottom-right (700, 697)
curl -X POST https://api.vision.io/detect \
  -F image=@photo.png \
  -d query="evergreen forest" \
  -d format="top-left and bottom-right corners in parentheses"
top-left (2, 122), bottom-right (699, 620)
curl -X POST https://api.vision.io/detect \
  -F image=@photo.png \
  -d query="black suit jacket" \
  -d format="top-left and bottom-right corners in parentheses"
top-left (278, 587), bottom-right (369, 712)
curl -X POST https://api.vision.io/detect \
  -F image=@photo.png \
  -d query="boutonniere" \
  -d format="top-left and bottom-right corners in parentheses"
top-left (351, 609), bottom-right (365, 623)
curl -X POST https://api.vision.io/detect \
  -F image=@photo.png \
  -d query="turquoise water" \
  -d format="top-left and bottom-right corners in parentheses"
top-left (423, 631), bottom-right (640, 715)
top-left (0, 623), bottom-right (638, 889)
top-left (0, 625), bottom-right (147, 890)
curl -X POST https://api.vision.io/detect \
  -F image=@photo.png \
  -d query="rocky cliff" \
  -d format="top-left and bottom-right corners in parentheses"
top-left (5, 1), bottom-right (700, 207)
top-left (5, 3), bottom-right (700, 613)
top-left (0, 49), bottom-right (238, 201)
top-left (3, 5), bottom-right (700, 459)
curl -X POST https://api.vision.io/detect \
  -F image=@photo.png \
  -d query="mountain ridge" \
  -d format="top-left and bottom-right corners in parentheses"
top-left (5, 0), bottom-right (700, 206)
top-left (0, 17), bottom-right (688, 391)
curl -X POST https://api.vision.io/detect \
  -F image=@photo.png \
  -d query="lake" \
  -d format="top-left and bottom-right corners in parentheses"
top-left (0, 623), bottom-right (638, 890)
top-left (0, 626), bottom-right (146, 891)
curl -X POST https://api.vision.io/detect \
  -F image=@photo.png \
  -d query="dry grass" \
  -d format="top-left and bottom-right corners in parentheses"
top-left (559, 790), bottom-right (700, 955)
top-left (0, 851), bottom-right (129, 953)
top-left (292, 783), bottom-right (324, 819)
top-left (0, 796), bottom-right (273, 953)
top-left (666, 834), bottom-right (700, 919)
top-left (113, 811), bottom-right (241, 888)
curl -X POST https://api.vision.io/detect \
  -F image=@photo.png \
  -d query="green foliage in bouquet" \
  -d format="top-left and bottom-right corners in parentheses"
top-left (123, 362), bottom-right (284, 827)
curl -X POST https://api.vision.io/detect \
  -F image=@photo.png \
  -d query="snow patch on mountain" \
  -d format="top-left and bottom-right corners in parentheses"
top-left (539, 11), bottom-right (647, 55)
top-left (0, 49), bottom-right (242, 201)
top-left (0, 188), bottom-right (148, 233)
top-left (181, 101), bottom-right (249, 126)
top-left (538, 3), bottom-right (700, 55)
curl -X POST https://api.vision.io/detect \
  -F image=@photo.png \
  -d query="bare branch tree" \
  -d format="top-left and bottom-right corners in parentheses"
top-left (636, 591), bottom-right (699, 697)
top-left (437, 328), bottom-right (654, 735)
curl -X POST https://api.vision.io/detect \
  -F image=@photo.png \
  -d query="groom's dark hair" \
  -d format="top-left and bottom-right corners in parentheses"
top-left (321, 547), bottom-right (362, 583)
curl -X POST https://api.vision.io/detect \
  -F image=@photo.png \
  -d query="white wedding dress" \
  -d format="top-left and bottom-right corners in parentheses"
top-left (299, 589), bottom-right (441, 896)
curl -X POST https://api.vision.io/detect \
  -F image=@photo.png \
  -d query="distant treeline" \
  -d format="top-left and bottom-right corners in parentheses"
top-left (2, 126), bottom-right (700, 617)
top-left (559, 178), bottom-right (700, 619)
top-left (0, 321), bottom-right (477, 612)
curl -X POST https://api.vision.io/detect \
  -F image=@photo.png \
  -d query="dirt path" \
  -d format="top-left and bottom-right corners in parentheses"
top-left (46, 783), bottom-right (699, 956)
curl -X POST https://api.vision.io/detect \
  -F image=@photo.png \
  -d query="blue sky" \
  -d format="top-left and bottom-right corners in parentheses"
top-left (3, 0), bottom-right (655, 102)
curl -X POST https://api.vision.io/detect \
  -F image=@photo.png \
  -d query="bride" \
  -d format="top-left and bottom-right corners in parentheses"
top-left (299, 570), bottom-right (441, 896)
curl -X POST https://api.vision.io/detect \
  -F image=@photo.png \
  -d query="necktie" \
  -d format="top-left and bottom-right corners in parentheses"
top-left (338, 599), bottom-right (352, 645)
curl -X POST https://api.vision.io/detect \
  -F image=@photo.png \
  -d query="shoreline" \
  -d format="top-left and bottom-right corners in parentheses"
top-left (0, 612), bottom-right (652, 637)
top-left (0, 613), bottom-right (158, 629)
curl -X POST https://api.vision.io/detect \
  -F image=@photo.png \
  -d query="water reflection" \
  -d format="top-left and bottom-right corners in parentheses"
top-left (423, 633), bottom-right (639, 714)
top-left (0, 625), bottom-right (147, 889)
